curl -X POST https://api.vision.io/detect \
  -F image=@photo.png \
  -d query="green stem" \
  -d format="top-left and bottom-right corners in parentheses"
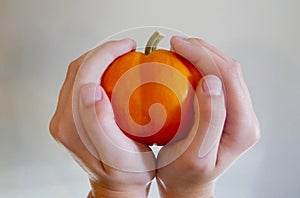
top-left (144, 31), bottom-right (164, 55)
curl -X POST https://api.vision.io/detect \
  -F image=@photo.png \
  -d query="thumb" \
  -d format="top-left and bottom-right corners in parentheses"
top-left (157, 75), bottom-right (226, 169)
top-left (193, 75), bottom-right (226, 162)
top-left (78, 83), bottom-right (155, 172)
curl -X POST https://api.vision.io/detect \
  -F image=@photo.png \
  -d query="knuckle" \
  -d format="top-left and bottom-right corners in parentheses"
top-left (182, 154), bottom-right (212, 173)
top-left (67, 60), bottom-right (79, 75)
top-left (49, 115), bottom-right (59, 139)
top-left (67, 51), bottom-right (89, 74)
top-left (224, 59), bottom-right (242, 77)
top-left (229, 113), bottom-right (261, 153)
top-left (49, 115), bottom-right (67, 145)
top-left (101, 40), bottom-right (116, 48)
top-left (249, 118), bottom-right (261, 145)
top-left (194, 161), bottom-right (211, 173)
top-left (242, 117), bottom-right (261, 149)
top-left (69, 59), bottom-right (78, 67)
top-left (193, 38), bottom-right (205, 45)
top-left (230, 59), bottom-right (241, 70)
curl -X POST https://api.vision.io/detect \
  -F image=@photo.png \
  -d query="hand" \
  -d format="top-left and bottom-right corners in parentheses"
top-left (49, 39), bottom-right (156, 198)
top-left (156, 36), bottom-right (261, 198)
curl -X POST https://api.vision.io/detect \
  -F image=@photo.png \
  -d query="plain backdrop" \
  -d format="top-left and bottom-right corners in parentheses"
top-left (1, 0), bottom-right (299, 197)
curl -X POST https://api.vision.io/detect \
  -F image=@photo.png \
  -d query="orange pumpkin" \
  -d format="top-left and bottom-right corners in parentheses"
top-left (101, 32), bottom-right (202, 145)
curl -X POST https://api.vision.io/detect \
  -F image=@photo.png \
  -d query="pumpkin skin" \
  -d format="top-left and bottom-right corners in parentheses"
top-left (101, 49), bottom-right (202, 145)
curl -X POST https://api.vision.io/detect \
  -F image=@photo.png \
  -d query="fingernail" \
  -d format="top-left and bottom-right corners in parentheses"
top-left (201, 75), bottom-right (222, 96)
top-left (80, 83), bottom-right (102, 106)
top-left (173, 36), bottom-right (192, 45)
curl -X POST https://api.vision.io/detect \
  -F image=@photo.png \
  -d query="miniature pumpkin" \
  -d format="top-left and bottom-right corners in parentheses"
top-left (101, 32), bottom-right (202, 145)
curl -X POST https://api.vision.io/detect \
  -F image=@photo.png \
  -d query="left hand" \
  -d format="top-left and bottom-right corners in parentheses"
top-left (49, 38), bottom-right (156, 198)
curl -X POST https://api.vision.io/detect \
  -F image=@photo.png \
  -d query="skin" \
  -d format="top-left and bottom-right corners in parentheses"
top-left (156, 36), bottom-right (261, 197)
top-left (49, 36), bottom-right (260, 198)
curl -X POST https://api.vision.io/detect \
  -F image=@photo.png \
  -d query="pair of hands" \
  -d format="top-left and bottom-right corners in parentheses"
top-left (49, 36), bottom-right (260, 198)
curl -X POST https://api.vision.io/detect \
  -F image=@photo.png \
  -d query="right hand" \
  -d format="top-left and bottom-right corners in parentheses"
top-left (156, 36), bottom-right (261, 198)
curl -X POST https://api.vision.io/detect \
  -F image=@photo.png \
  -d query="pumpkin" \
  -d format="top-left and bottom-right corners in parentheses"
top-left (101, 32), bottom-right (202, 145)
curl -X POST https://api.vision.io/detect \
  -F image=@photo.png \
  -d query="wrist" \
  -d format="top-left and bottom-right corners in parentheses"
top-left (88, 179), bottom-right (151, 198)
top-left (156, 178), bottom-right (215, 198)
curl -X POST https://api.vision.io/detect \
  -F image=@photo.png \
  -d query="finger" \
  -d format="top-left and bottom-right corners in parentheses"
top-left (170, 36), bottom-right (251, 115)
top-left (157, 75), bottom-right (226, 169)
top-left (193, 40), bottom-right (261, 155)
top-left (189, 75), bottom-right (226, 168)
top-left (170, 36), bottom-right (223, 76)
top-left (70, 38), bottom-right (140, 171)
top-left (79, 83), bottom-right (156, 173)
top-left (76, 38), bottom-right (136, 85)
top-left (171, 35), bottom-right (249, 101)
top-left (72, 38), bottom-right (136, 142)
top-left (171, 36), bottom-right (259, 152)
top-left (196, 76), bottom-right (226, 157)
top-left (192, 38), bottom-right (229, 61)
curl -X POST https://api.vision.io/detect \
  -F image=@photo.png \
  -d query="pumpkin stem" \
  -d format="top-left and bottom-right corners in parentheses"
top-left (145, 31), bottom-right (164, 55)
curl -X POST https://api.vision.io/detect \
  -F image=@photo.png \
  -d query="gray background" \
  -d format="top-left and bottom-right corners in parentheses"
top-left (1, 0), bottom-right (299, 197)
